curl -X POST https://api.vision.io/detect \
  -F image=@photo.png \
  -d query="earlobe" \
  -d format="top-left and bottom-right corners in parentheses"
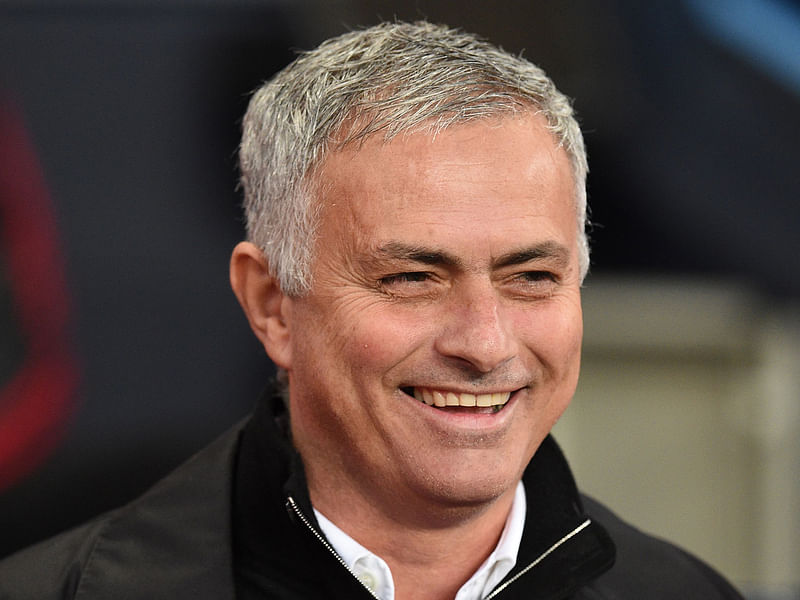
top-left (229, 241), bottom-right (292, 369)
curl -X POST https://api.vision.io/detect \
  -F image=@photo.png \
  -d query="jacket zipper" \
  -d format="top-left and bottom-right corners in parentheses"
top-left (286, 496), bottom-right (382, 600)
top-left (483, 518), bottom-right (592, 599)
top-left (288, 495), bottom-right (591, 600)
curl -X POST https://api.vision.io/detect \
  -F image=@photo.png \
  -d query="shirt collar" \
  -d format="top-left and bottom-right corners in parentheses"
top-left (314, 480), bottom-right (527, 600)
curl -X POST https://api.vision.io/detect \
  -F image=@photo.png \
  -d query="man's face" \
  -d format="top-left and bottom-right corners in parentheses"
top-left (282, 113), bottom-right (583, 515)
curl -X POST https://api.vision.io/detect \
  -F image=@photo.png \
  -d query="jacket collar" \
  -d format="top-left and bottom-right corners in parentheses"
top-left (498, 436), bottom-right (616, 598)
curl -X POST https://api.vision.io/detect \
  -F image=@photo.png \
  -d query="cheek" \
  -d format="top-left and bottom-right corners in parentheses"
top-left (346, 307), bottom-right (431, 377)
top-left (515, 299), bottom-right (583, 373)
top-left (310, 299), bottom-right (431, 384)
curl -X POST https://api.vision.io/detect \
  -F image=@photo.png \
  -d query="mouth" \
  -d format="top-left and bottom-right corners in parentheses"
top-left (401, 387), bottom-right (513, 414)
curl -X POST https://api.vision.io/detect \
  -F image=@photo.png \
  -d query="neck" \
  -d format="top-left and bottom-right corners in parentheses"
top-left (310, 475), bottom-right (517, 600)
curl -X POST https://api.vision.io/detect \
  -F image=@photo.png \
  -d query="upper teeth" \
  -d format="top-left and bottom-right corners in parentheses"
top-left (413, 388), bottom-right (511, 408)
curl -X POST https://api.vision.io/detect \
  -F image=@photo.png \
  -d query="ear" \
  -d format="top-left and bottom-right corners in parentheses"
top-left (230, 241), bottom-right (292, 369)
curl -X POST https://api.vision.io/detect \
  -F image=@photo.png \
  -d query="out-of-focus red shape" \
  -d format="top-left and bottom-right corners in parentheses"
top-left (0, 95), bottom-right (80, 492)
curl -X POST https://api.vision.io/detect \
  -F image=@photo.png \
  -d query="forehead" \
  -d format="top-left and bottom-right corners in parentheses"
top-left (313, 113), bottom-right (577, 259)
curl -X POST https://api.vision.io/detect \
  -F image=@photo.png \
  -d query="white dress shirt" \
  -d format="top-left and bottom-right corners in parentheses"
top-left (314, 481), bottom-right (526, 600)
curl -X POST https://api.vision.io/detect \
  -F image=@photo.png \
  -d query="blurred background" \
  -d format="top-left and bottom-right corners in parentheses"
top-left (1, 1), bottom-right (798, 597)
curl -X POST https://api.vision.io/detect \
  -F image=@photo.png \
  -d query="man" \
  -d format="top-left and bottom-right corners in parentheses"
top-left (0, 21), bottom-right (743, 599)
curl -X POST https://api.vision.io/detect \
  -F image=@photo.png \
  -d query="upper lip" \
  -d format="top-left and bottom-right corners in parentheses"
top-left (402, 385), bottom-right (523, 396)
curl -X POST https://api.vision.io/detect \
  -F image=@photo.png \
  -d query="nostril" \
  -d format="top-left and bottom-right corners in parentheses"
top-left (435, 334), bottom-right (517, 374)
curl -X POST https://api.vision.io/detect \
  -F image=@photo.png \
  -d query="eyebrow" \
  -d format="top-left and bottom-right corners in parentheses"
top-left (375, 242), bottom-right (463, 268)
top-left (374, 240), bottom-right (570, 270)
top-left (492, 241), bottom-right (571, 269)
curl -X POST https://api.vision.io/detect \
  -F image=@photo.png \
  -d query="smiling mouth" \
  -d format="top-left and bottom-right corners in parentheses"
top-left (402, 387), bottom-right (512, 414)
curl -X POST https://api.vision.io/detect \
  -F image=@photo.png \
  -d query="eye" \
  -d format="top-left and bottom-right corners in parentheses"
top-left (379, 272), bottom-right (431, 286)
top-left (378, 271), bottom-right (438, 299)
top-left (505, 270), bottom-right (559, 298)
top-left (519, 271), bottom-right (556, 283)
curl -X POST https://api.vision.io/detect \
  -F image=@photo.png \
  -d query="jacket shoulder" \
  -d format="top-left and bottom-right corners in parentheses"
top-left (0, 422), bottom-right (245, 600)
top-left (581, 495), bottom-right (745, 599)
top-left (0, 514), bottom-right (113, 599)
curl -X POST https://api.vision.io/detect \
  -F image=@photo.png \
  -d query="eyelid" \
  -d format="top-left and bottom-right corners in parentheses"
top-left (377, 271), bottom-right (441, 300)
top-left (501, 270), bottom-right (560, 292)
top-left (498, 266), bottom-right (556, 280)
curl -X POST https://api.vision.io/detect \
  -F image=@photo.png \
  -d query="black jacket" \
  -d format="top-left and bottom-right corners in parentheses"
top-left (0, 394), bottom-right (744, 599)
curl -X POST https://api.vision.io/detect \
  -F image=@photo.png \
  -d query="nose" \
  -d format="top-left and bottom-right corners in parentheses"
top-left (434, 281), bottom-right (517, 374)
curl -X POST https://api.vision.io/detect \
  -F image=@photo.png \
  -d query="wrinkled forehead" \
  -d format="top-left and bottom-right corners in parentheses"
top-left (310, 109), bottom-right (573, 208)
top-left (309, 113), bottom-right (577, 255)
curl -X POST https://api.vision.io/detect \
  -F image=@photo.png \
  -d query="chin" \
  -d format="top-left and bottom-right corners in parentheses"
top-left (415, 464), bottom-right (520, 510)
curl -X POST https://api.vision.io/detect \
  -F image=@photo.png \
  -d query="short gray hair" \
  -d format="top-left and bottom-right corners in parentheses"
top-left (240, 21), bottom-right (589, 296)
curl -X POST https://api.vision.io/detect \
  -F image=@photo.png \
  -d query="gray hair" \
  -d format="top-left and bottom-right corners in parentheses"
top-left (240, 21), bottom-right (589, 296)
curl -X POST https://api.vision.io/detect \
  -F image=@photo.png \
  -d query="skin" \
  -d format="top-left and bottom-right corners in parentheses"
top-left (231, 112), bottom-right (583, 599)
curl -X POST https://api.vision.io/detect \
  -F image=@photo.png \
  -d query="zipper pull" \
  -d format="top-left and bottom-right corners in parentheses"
top-left (285, 496), bottom-right (298, 522)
